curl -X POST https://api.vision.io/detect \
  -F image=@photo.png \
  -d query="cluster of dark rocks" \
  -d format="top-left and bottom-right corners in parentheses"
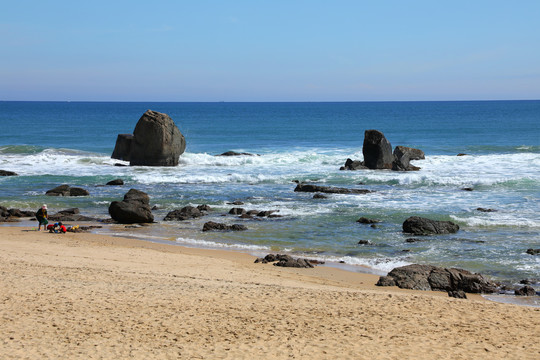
top-left (0, 206), bottom-right (35, 222)
top-left (254, 254), bottom-right (324, 268)
top-left (340, 130), bottom-right (425, 172)
top-left (0, 170), bottom-right (17, 176)
top-left (228, 207), bottom-right (281, 219)
top-left (164, 205), bottom-right (211, 221)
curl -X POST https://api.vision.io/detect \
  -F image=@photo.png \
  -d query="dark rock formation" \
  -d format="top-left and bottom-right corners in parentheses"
top-left (402, 216), bottom-right (459, 235)
top-left (476, 207), bottom-right (497, 212)
top-left (106, 179), bottom-right (124, 186)
top-left (313, 193), bottom-right (328, 199)
top-left (457, 153), bottom-right (468, 156)
top-left (48, 208), bottom-right (97, 222)
top-left (197, 204), bottom-right (212, 212)
top-left (111, 134), bottom-right (134, 162)
top-left (0, 206), bottom-right (35, 221)
top-left (254, 254), bottom-right (316, 268)
top-left (294, 184), bottom-right (371, 195)
top-left (108, 189), bottom-right (154, 224)
top-left (526, 249), bottom-right (540, 255)
top-left (256, 210), bottom-right (280, 217)
top-left (357, 217), bottom-right (381, 224)
top-left (376, 264), bottom-right (497, 294)
top-left (217, 151), bottom-right (255, 156)
top-left (0, 170), bottom-right (17, 176)
top-left (392, 146), bottom-right (421, 171)
top-left (448, 290), bottom-right (467, 299)
top-left (111, 110), bottom-right (186, 166)
top-left (229, 207), bottom-right (246, 215)
top-left (462, 187), bottom-right (474, 191)
top-left (341, 131), bottom-right (424, 172)
top-left (227, 201), bottom-right (244, 205)
top-left (358, 240), bottom-right (372, 245)
top-left (340, 158), bottom-right (367, 171)
top-left (46, 185), bottom-right (89, 196)
top-left (515, 286), bottom-right (536, 296)
top-left (164, 206), bottom-right (203, 221)
top-left (202, 221), bottom-right (247, 232)
top-left (362, 130), bottom-right (394, 170)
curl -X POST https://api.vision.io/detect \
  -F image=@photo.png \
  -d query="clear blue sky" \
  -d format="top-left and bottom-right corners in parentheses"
top-left (1, 1), bottom-right (539, 101)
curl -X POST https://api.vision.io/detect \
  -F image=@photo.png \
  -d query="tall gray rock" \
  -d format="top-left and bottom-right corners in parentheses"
top-left (111, 110), bottom-right (186, 166)
top-left (362, 130), bottom-right (393, 169)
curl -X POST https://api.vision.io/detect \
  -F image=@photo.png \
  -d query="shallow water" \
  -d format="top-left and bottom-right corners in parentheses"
top-left (1, 101), bottom-right (539, 294)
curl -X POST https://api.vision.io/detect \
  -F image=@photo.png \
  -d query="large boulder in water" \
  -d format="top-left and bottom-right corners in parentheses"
top-left (403, 216), bottom-right (459, 235)
top-left (392, 146), bottom-right (422, 171)
top-left (108, 189), bottom-right (154, 224)
top-left (362, 130), bottom-right (393, 169)
top-left (111, 110), bottom-right (186, 166)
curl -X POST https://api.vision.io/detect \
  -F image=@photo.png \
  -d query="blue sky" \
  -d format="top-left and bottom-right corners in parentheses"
top-left (1, 1), bottom-right (539, 101)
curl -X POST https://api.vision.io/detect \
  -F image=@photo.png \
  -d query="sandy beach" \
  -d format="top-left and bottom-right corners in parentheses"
top-left (1, 225), bottom-right (539, 359)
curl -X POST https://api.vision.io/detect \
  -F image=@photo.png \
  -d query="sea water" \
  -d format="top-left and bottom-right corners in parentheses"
top-left (1, 101), bottom-right (539, 295)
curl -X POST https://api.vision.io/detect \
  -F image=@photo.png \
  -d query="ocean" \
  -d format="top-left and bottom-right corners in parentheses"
top-left (1, 101), bottom-right (539, 299)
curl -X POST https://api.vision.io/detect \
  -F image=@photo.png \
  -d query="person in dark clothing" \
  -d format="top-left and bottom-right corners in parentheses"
top-left (36, 204), bottom-right (48, 231)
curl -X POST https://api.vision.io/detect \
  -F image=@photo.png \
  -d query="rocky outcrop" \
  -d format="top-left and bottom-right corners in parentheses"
top-left (217, 151), bottom-right (256, 156)
top-left (340, 158), bottom-right (367, 171)
top-left (111, 110), bottom-right (186, 166)
top-left (48, 208), bottom-right (97, 222)
top-left (356, 217), bottom-right (381, 224)
top-left (341, 130), bottom-right (425, 172)
top-left (254, 254), bottom-right (321, 268)
top-left (46, 185), bottom-right (89, 196)
top-left (106, 179), bottom-right (124, 186)
top-left (392, 146), bottom-right (421, 171)
top-left (0, 170), bottom-right (17, 176)
top-left (294, 184), bottom-right (371, 195)
top-left (0, 206), bottom-right (34, 222)
top-left (362, 130), bottom-right (394, 170)
top-left (108, 189), bottom-right (154, 224)
top-left (515, 286), bottom-right (536, 296)
top-left (376, 264), bottom-right (497, 294)
top-left (402, 216), bottom-right (459, 235)
top-left (202, 221), bottom-right (247, 232)
top-left (164, 205), bottom-right (210, 221)
top-left (111, 134), bottom-right (134, 162)
top-left (526, 249), bottom-right (540, 255)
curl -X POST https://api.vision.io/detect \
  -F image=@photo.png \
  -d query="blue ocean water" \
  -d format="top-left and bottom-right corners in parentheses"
top-left (1, 101), bottom-right (539, 295)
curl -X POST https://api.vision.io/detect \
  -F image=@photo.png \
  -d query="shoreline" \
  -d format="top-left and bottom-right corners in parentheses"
top-left (1, 225), bottom-right (539, 359)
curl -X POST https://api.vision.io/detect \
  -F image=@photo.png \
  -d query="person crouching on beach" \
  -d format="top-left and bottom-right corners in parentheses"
top-left (36, 204), bottom-right (48, 231)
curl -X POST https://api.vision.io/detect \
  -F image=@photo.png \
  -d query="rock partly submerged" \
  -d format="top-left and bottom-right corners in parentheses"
top-left (376, 264), bottom-right (497, 294)
top-left (108, 189), bottom-right (154, 224)
top-left (402, 216), bottom-right (459, 235)
top-left (294, 184), bottom-right (372, 195)
top-left (341, 130), bottom-right (424, 171)
top-left (112, 110), bottom-right (186, 166)
top-left (46, 185), bottom-right (90, 197)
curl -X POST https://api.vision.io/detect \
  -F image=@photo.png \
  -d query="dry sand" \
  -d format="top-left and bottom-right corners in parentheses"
top-left (1, 226), bottom-right (539, 359)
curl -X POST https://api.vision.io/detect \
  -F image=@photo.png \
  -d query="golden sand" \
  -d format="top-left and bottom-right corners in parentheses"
top-left (1, 226), bottom-right (538, 359)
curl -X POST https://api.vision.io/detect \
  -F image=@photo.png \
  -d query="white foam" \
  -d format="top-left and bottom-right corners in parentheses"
top-left (175, 237), bottom-right (271, 251)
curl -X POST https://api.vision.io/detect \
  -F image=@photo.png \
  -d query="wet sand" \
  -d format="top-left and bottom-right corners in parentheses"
top-left (1, 226), bottom-right (539, 359)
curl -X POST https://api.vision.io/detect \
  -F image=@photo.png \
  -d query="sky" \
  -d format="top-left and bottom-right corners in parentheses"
top-left (1, 0), bottom-right (540, 102)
